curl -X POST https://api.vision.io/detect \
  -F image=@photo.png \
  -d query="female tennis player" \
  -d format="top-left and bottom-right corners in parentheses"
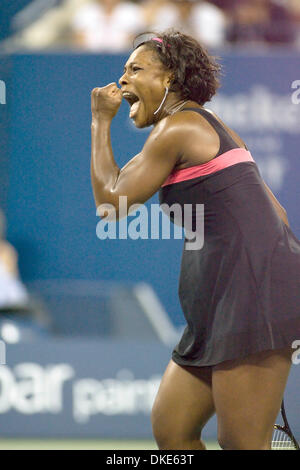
top-left (90, 31), bottom-right (300, 450)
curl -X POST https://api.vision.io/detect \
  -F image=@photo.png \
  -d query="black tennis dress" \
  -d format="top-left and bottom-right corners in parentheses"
top-left (159, 107), bottom-right (300, 367)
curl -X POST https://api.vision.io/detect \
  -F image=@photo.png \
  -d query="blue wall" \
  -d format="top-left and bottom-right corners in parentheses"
top-left (0, 55), bottom-right (11, 210)
top-left (4, 51), bottom-right (300, 326)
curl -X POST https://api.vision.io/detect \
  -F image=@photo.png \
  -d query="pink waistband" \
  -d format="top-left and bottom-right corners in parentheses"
top-left (161, 148), bottom-right (254, 187)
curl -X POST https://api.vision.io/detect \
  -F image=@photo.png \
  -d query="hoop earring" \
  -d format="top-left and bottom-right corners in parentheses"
top-left (153, 87), bottom-right (169, 115)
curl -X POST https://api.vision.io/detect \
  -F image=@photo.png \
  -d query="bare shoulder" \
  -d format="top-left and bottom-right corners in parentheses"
top-left (145, 107), bottom-right (223, 166)
top-left (146, 109), bottom-right (210, 147)
top-left (143, 113), bottom-right (187, 157)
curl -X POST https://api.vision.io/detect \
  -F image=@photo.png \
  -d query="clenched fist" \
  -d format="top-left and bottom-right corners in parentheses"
top-left (91, 83), bottom-right (122, 121)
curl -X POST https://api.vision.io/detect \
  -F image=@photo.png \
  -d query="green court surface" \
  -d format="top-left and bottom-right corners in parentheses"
top-left (0, 439), bottom-right (220, 450)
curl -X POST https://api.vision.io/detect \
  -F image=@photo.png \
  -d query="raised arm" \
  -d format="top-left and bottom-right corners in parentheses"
top-left (91, 83), bottom-right (183, 217)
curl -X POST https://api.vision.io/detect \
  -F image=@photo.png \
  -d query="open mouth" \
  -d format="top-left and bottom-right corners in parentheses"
top-left (122, 92), bottom-right (140, 118)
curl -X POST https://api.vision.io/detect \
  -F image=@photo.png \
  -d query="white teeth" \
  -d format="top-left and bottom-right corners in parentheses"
top-left (122, 92), bottom-right (134, 98)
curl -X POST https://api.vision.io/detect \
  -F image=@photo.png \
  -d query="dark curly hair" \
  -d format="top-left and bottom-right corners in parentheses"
top-left (133, 30), bottom-right (222, 106)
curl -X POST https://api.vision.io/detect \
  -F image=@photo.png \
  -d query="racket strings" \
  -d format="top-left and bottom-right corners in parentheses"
top-left (272, 428), bottom-right (295, 450)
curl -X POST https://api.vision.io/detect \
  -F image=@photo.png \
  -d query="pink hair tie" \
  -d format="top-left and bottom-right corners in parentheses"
top-left (133, 34), bottom-right (170, 50)
top-left (151, 37), bottom-right (163, 44)
top-left (152, 37), bottom-right (171, 49)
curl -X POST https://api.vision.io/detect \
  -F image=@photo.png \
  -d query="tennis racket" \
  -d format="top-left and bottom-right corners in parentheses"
top-left (272, 400), bottom-right (299, 450)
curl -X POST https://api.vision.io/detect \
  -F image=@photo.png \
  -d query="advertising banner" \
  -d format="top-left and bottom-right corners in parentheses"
top-left (0, 338), bottom-right (173, 438)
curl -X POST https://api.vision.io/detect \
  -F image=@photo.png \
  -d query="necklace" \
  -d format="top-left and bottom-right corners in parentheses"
top-left (168, 100), bottom-right (190, 115)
